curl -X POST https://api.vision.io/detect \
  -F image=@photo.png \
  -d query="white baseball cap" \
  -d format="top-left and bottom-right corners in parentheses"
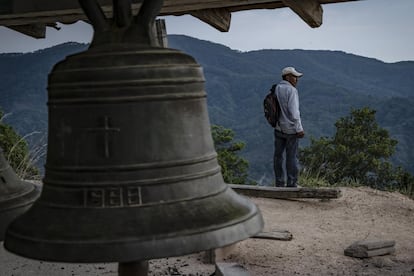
top-left (282, 66), bottom-right (303, 77)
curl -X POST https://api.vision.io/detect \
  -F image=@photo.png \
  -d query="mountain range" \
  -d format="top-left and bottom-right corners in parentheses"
top-left (1, 35), bottom-right (413, 184)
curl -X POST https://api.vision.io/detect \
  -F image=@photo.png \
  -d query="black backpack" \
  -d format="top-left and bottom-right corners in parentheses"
top-left (263, 84), bottom-right (280, 128)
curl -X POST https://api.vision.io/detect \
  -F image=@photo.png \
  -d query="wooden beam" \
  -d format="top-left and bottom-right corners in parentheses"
top-left (0, 0), bottom-right (360, 27)
top-left (215, 262), bottom-right (250, 276)
top-left (253, 230), bottom-right (293, 241)
top-left (190, 8), bottom-right (231, 32)
top-left (228, 184), bottom-right (341, 199)
top-left (7, 23), bottom-right (46, 38)
top-left (4, 0), bottom-right (279, 16)
top-left (155, 19), bottom-right (168, 47)
top-left (163, 0), bottom-right (279, 14)
top-left (281, 0), bottom-right (323, 28)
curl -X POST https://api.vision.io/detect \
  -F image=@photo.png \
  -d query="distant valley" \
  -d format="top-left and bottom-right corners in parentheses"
top-left (1, 35), bottom-right (413, 184)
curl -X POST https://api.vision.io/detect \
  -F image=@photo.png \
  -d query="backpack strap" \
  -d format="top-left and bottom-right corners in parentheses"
top-left (271, 84), bottom-right (280, 129)
top-left (270, 84), bottom-right (277, 94)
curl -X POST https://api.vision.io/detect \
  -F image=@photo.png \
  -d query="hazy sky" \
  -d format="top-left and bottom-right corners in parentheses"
top-left (0, 0), bottom-right (413, 63)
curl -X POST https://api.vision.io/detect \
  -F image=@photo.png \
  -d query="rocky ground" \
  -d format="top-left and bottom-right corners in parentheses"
top-left (1, 186), bottom-right (413, 275)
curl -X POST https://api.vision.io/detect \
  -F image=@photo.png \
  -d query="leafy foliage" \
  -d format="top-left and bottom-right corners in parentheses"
top-left (0, 109), bottom-right (39, 179)
top-left (211, 125), bottom-right (251, 184)
top-left (300, 107), bottom-right (414, 197)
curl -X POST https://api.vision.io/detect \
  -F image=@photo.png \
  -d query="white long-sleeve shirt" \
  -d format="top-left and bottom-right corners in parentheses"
top-left (275, 80), bottom-right (304, 134)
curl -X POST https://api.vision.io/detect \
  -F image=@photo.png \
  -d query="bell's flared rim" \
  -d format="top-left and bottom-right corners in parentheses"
top-left (0, 183), bottom-right (41, 241)
top-left (4, 186), bottom-right (263, 263)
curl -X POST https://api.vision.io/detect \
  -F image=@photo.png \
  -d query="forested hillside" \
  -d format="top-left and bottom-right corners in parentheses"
top-left (1, 35), bottom-right (413, 184)
top-left (168, 35), bottom-right (414, 183)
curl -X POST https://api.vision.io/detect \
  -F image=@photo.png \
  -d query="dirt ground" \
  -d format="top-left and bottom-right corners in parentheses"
top-left (1, 186), bottom-right (413, 276)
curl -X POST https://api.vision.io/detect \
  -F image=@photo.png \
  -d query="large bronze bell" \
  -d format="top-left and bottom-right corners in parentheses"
top-left (0, 147), bottom-right (40, 240)
top-left (5, 0), bottom-right (263, 265)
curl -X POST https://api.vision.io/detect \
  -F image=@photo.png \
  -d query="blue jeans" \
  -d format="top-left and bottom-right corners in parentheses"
top-left (274, 130), bottom-right (299, 187)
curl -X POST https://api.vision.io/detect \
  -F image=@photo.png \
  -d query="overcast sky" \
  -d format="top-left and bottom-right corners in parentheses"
top-left (0, 0), bottom-right (413, 63)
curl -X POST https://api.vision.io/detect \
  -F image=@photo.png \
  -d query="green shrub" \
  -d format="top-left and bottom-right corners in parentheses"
top-left (0, 110), bottom-right (41, 179)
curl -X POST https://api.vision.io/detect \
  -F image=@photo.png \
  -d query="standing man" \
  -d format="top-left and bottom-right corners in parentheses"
top-left (274, 66), bottom-right (305, 187)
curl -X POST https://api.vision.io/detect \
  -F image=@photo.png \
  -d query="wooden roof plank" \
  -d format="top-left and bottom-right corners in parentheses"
top-left (0, 0), bottom-right (360, 25)
top-left (282, 0), bottom-right (323, 28)
top-left (190, 8), bottom-right (231, 32)
top-left (0, 0), bottom-right (360, 37)
top-left (7, 23), bottom-right (46, 38)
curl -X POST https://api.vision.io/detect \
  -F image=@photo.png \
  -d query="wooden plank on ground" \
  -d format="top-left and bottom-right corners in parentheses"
top-left (253, 230), bottom-right (293, 241)
top-left (228, 184), bottom-right (341, 199)
top-left (204, 243), bottom-right (238, 264)
top-left (215, 262), bottom-right (250, 276)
